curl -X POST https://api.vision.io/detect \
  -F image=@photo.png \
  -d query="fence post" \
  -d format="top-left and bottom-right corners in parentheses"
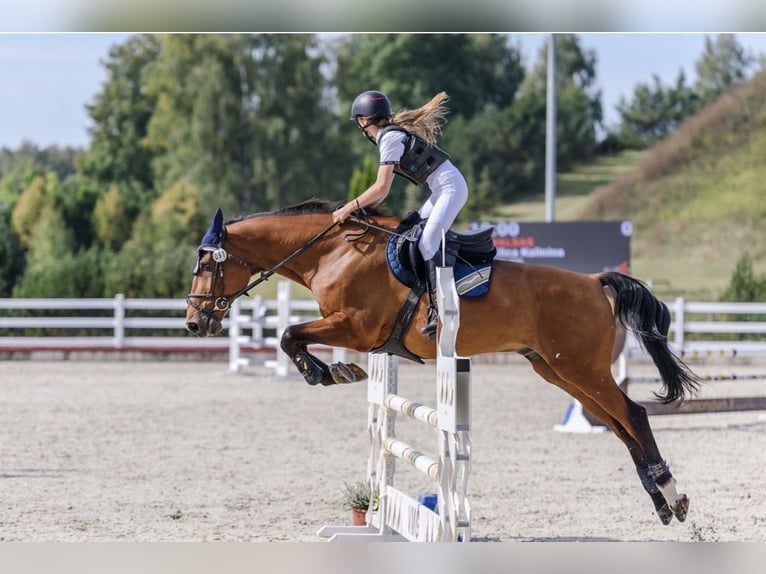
top-left (113, 293), bottom-right (125, 349)
top-left (251, 294), bottom-right (264, 347)
top-left (674, 297), bottom-right (685, 349)
top-left (275, 281), bottom-right (291, 377)
top-left (229, 298), bottom-right (242, 373)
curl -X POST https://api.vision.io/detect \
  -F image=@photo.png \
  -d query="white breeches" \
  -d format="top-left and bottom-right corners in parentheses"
top-left (417, 162), bottom-right (468, 262)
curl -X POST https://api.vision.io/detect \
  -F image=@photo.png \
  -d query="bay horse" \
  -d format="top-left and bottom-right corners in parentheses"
top-left (185, 199), bottom-right (699, 526)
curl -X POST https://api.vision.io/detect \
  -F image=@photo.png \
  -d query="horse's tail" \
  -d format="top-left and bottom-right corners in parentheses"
top-left (599, 271), bottom-right (699, 404)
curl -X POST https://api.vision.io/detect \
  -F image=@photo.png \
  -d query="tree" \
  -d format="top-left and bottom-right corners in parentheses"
top-left (0, 209), bottom-right (24, 296)
top-left (720, 252), bottom-right (766, 302)
top-left (615, 71), bottom-right (698, 147)
top-left (521, 34), bottom-right (603, 168)
top-left (141, 34), bottom-right (346, 216)
top-left (440, 34), bottom-right (603, 203)
top-left (247, 35), bottom-right (349, 210)
top-left (80, 34), bottom-right (161, 215)
top-left (695, 34), bottom-right (756, 105)
top-left (11, 175), bottom-right (52, 246)
top-left (613, 35), bottom-right (756, 150)
top-left (335, 34), bottom-right (523, 121)
top-left (92, 185), bottom-right (131, 249)
top-left (334, 34), bottom-right (526, 201)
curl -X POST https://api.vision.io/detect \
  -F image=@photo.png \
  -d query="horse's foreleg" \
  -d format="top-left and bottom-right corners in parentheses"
top-left (280, 314), bottom-right (367, 386)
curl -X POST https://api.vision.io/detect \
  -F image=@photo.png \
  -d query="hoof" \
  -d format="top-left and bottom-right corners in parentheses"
top-left (329, 362), bottom-right (368, 385)
top-left (672, 495), bottom-right (689, 522)
top-left (656, 503), bottom-right (674, 525)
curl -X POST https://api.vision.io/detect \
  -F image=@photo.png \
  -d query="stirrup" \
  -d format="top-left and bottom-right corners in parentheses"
top-left (420, 306), bottom-right (438, 340)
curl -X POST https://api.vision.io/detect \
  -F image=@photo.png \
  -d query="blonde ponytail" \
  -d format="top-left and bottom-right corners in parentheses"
top-left (391, 92), bottom-right (450, 146)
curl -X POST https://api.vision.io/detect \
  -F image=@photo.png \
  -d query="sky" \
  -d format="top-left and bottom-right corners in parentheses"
top-left (2, 33), bottom-right (766, 149)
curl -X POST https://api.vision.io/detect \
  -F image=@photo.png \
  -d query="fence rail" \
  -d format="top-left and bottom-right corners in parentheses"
top-left (0, 288), bottom-right (346, 374)
top-left (3, 291), bottom-right (765, 363)
top-left (638, 297), bottom-right (766, 359)
top-left (0, 293), bottom-right (282, 353)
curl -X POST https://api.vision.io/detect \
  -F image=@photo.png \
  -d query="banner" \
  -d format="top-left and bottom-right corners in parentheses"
top-left (468, 220), bottom-right (632, 274)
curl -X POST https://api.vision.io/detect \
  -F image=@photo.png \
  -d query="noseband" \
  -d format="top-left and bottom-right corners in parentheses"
top-left (186, 245), bottom-right (259, 320)
top-left (186, 220), bottom-right (342, 320)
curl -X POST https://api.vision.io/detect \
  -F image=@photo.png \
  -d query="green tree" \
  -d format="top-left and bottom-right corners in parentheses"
top-left (0, 209), bottom-right (24, 296)
top-left (21, 202), bottom-right (74, 272)
top-left (720, 253), bottom-right (766, 302)
top-left (334, 34), bottom-right (527, 207)
top-left (440, 34), bottom-right (603, 203)
top-left (141, 34), bottom-right (346, 216)
top-left (521, 34), bottom-right (603, 167)
top-left (719, 252), bottom-right (766, 341)
top-left (615, 71), bottom-right (698, 147)
top-left (348, 155), bottom-right (378, 200)
top-left (80, 34), bottom-right (161, 216)
top-left (335, 34), bottom-right (523, 121)
top-left (11, 175), bottom-right (52, 246)
top-left (694, 34), bottom-right (756, 105)
top-left (92, 185), bottom-right (131, 249)
top-left (248, 34), bottom-right (349, 210)
top-left (13, 246), bottom-right (107, 299)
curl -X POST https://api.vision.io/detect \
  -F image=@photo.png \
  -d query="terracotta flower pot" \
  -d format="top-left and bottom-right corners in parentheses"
top-left (351, 507), bottom-right (367, 526)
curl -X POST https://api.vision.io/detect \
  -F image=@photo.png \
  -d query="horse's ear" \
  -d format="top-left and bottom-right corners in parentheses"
top-left (200, 207), bottom-right (225, 246)
top-left (212, 207), bottom-right (224, 234)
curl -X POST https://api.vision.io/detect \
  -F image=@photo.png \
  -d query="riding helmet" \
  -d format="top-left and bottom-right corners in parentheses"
top-left (350, 91), bottom-right (392, 122)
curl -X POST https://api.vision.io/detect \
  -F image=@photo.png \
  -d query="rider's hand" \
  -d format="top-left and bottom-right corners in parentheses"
top-left (332, 201), bottom-right (359, 224)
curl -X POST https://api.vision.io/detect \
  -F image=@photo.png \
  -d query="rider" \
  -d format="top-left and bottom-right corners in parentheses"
top-left (332, 90), bottom-right (469, 339)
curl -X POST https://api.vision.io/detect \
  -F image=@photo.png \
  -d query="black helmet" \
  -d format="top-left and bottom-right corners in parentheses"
top-left (350, 91), bottom-right (392, 122)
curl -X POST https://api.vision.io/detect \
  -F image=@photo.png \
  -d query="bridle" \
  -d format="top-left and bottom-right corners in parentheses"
top-left (186, 219), bottom-right (342, 320)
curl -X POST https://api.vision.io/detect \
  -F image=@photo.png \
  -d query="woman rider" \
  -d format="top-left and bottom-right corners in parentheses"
top-left (332, 90), bottom-right (469, 339)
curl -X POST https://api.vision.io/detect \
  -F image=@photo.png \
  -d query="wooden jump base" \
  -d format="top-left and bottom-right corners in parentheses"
top-left (318, 267), bottom-right (472, 542)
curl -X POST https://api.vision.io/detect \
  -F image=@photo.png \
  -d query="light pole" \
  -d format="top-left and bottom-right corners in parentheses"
top-left (545, 33), bottom-right (557, 223)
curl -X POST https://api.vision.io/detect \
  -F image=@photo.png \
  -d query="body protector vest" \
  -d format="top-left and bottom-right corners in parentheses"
top-left (376, 125), bottom-right (451, 186)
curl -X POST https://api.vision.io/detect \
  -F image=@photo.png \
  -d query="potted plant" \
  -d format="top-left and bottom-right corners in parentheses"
top-left (342, 480), bottom-right (377, 526)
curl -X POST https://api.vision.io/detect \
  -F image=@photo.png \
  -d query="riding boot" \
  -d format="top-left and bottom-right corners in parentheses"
top-left (420, 258), bottom-right (439, 340)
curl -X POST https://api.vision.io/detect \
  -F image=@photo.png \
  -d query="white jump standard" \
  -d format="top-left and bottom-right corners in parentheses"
top-left (318, 266), bottom-right (472, 542)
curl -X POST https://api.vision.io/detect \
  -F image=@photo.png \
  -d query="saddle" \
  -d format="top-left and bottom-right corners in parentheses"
top-left (387, 212), bottom-right (496, 297)
top-left (373, 212), bottom-right (496, 362)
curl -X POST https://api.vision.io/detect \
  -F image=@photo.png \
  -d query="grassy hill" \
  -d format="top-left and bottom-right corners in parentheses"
top-left (491, 70), bottom-right (766, 301)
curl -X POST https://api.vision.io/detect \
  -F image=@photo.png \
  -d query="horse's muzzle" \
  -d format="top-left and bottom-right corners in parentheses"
top-left (185, 313), bottom-right (223, 337)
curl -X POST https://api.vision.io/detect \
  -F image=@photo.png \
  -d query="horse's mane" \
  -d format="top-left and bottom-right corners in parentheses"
top-left (226, 198), bottom-right (387, 224)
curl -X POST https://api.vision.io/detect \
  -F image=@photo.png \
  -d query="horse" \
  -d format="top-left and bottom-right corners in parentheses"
top-left (185, 199), bottom-right (700, 526)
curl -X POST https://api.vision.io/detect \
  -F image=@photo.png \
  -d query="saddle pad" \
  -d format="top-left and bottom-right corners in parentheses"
top-left (386, 234), bottom-right (492, 298)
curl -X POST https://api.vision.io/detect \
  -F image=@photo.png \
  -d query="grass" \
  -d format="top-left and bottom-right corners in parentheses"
top-left (486, 150), bottom-right (644, 222)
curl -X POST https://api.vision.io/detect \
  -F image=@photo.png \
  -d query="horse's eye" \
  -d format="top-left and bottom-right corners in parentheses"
top-left (193, 259), bottom-right (212, 274)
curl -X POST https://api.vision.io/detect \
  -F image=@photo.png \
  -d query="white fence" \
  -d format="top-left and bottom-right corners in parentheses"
top-left (227, 281), bottom-right (346, 374)
top-left (0, 283), bottom-right (346, 375)
top-left (556, 298), bottom-right (766, 432)
top-left (3, 291), bottom-right (764, 372)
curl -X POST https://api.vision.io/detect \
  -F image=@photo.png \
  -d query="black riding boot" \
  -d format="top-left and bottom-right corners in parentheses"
top-left (420, 258), bottom-right (439, 340)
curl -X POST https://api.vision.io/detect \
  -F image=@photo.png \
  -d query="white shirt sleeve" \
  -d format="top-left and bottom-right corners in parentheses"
top-left (377, 130), bottom-right (407, 165)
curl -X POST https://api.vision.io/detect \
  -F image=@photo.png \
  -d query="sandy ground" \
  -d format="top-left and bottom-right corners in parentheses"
top-left (0, 355), bottom-right (765, 542)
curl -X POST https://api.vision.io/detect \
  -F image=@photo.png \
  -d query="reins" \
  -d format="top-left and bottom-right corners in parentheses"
top-left (187, 211), bottom-right (410, 320)
top-left (187, 219), bottom-right (341, 315)
top-left (345, 211), bottom-right (407, 242)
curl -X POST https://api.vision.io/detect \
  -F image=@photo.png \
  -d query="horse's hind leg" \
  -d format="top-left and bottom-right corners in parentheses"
top-left (527, 357), bottom-right (687, 524)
